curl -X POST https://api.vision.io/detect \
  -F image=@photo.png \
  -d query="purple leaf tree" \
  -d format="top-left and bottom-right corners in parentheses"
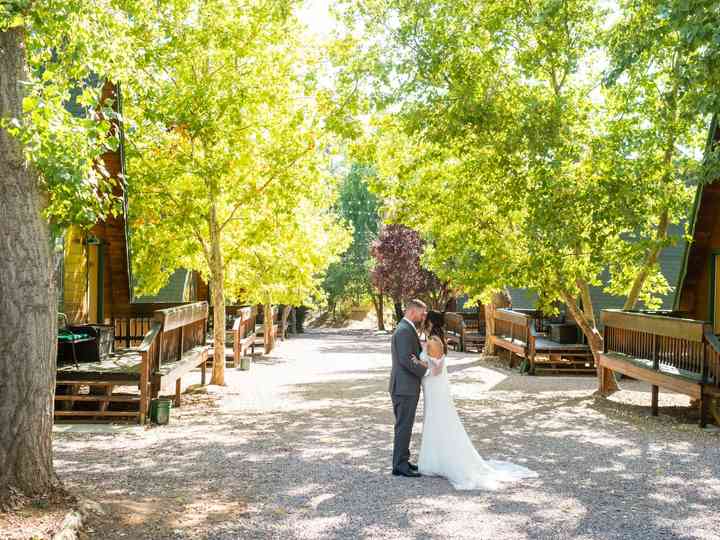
top-left (371, 224), bottom-right (450, 321)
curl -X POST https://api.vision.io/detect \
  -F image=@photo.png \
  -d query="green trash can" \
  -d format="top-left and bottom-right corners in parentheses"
top-left (240, 356), bottom-right (250, 371)
top-left (150, 398), bottom-right (172, 425)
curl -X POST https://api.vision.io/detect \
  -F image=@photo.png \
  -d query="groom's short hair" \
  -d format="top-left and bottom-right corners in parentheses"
top-left (406, 299), bottom-right (427, 312)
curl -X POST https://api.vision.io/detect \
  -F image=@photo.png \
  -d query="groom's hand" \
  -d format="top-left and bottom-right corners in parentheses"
top-left (410, 354), bottom-right (428, 368)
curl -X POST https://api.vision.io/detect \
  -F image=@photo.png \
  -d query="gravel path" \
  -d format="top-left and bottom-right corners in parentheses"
top-left (53, 328), bottom-right (720, 539)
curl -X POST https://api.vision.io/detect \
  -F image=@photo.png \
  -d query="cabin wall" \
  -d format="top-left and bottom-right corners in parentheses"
top-left (60, 80), bottom-right (131, 323)
top-left (677, 187), bottom-right (720, 323)
top-left (62, 226), bottom-right (88, 322)
top-left (197, 275), bottom-right (209, 302)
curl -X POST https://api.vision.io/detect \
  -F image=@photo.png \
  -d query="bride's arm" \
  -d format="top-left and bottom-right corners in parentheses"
top-left (421, 353), bottom-right (444, 376)
top-left (430, 356), bottom-right (444, 376)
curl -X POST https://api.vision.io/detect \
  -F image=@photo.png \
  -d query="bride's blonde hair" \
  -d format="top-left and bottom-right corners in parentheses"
top-left (426, 336), bottom-right (444, 359)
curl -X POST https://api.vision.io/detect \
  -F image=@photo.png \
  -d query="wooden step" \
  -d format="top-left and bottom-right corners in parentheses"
top-left (54, 410), bottom-right (140, 417)
top-left (54, 395), bottom-right (140, 402)
top-left (56, 379), bottom-right (139, 386)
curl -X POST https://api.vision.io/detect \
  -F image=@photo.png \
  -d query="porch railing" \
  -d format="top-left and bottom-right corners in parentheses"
top-left (602, 309), bottom-right (720, 388)
top-left (493, 308), bottom-right (532, 345)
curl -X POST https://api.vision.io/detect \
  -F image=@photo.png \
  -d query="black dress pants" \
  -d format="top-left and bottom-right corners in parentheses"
top-left (391, 393), bottom-right (420, 472)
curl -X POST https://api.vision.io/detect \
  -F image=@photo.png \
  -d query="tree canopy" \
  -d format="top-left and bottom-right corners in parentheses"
top-left (331, 0), bottom-right (717, 357)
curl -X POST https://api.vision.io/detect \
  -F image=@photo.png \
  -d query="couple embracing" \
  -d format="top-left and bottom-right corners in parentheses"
top-left (389, 299), bottom-right (537, 490)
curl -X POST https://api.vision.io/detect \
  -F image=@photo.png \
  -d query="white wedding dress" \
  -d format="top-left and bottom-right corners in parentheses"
top-left (418, 353), bottom-right (538, 490)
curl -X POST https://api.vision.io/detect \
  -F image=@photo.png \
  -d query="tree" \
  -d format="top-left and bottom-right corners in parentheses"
top-left (1, 1), bottom-right (143, 503)
top-left (334, 0), bottom-right (714, 393)
top-left (127, 0), bottom-right (347, 384)
top-left (322, 163), bottom-right (383, 326)
top-left (370, 224), bottom-right (446, 322)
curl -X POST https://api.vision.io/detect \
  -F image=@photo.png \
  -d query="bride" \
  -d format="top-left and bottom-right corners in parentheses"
top-left (417, 336), bottom-right (538, 490)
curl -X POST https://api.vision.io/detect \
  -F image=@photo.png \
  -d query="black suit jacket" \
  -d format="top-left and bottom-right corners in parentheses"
top-left (389, 319), bottom-right (425, 396)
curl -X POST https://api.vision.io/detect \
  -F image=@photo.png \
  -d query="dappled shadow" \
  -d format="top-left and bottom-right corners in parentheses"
top-left (53, 328), bottom-right (720, 540)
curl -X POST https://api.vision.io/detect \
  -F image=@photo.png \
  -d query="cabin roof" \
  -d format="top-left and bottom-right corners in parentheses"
top-left (132, 269), bottom-right (196, 303)
top-left (505, 221), bottom-right (687, 314)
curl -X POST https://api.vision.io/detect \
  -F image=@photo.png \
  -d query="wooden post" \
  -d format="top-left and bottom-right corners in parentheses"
top-left (700, 345), bottom-right (708, 428)
top-left (139, 351), bottom-right (149, 424)
top-left (179, 326), bottom-right (184, 361)
top-left (175, 378), bottom-right (181, 408)
top-left (651, 333), bottom-right (659, 416)
top-left (201, 349), bottom-right (207, 386)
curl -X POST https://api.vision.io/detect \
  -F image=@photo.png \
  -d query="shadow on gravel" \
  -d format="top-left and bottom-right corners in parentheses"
top-left (53, 329), bottom-right (720, 540)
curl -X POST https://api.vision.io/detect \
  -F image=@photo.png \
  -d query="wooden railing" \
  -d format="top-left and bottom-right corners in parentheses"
top-left (232, 306), bottom-right (257, 367)
top-left (460, 311), bottom-right (487, 334)
top-left (136, 301), bottom-right (209, 422)
top-left (493, 308), bottom-right (532, 345)
top-left (113, 317), bottom-right (155, 348)
top-left (602, 310), bottom-right (720, 388)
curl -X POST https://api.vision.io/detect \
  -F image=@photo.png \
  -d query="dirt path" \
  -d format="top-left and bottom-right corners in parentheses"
top-left (53, 328), bottom-right (720, 539)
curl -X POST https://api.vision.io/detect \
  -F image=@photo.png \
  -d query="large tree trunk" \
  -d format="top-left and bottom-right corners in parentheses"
top-left (484, 289), bottom-right (512, 355)
top-left (561, 288), bottom-right (619, 395)
top-left (0, 27), bottom-right (59, 504)
top-left (209, 203), bottom-right (225, 385)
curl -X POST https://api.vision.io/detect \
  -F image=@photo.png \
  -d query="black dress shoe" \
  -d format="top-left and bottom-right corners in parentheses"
top-left (392, 468), bottom-right (422, 478)
top-left (408, 462), bottom-right (418, 471)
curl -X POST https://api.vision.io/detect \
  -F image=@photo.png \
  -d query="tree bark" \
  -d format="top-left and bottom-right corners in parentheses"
top-left (0, 27), bottom-right (59, 504)
top-left (393, 299), bottom-right (403, 324)
top-left (263, 301), bottom-right (274, 354)
top-left (208, 202), bottom-right (225, 385)
top-left (561, 289), bottom-right (619, 395)
top-left (577, 279), bottom-right (596, 329)
top-left (623, 209), bottom-right (669, 311)
top-left (371, 293), bottom-right (385, 331)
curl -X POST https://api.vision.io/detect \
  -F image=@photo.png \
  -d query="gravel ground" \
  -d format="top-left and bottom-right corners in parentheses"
top-left (52, 327), bottom-right (720, 540)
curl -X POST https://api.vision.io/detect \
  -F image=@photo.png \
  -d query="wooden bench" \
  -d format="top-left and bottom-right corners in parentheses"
top-left (489, 308), bottom-right (593, 374)
top-left (232, 306), bottom-right (257, 368)
top-left (599, 309), bottom-right (720, 426)
top-left (55, 302), bottom-right (209, 424)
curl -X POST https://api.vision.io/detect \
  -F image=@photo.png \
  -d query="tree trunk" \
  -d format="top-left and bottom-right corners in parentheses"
top-left (561, 289), bottom-right (619, 395)
top-left (371, 293), bottom-right (385, 331)
top-left (577, 279), bottom-right (596, 329)
top-left (0, 27), bottom-right (59, 504)
top-left (377, 294), bottom-right (385, 331)
top-left (393, 299), bottom-right (403, 324)
top-left (263, 302), bottom-right (274, 354)
top-left (209, 203), bottom-right (225, 385)
top-left (623, 209), bottom-right (670, 311)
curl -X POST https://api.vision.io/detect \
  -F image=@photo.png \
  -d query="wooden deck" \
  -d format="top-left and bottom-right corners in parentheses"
top-left (55, 302), bottom-right (209, 423)
top-left (599, 309), bottom-right (720, 426)
top-left (57, 349), bottom-right (143, 381)
top-left (490, 309), bottom-right (593, 374)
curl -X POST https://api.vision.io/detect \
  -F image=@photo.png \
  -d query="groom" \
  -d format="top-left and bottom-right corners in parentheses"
top-left (389, 299), bottom-right (428, 478)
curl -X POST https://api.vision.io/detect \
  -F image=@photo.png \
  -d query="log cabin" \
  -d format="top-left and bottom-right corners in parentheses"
top-left (597, 116), bottom-right (720, 426)
top-left (54, 81), bottom-right (211, 423)
top-left (56, 81), bottom-right (208, 332)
